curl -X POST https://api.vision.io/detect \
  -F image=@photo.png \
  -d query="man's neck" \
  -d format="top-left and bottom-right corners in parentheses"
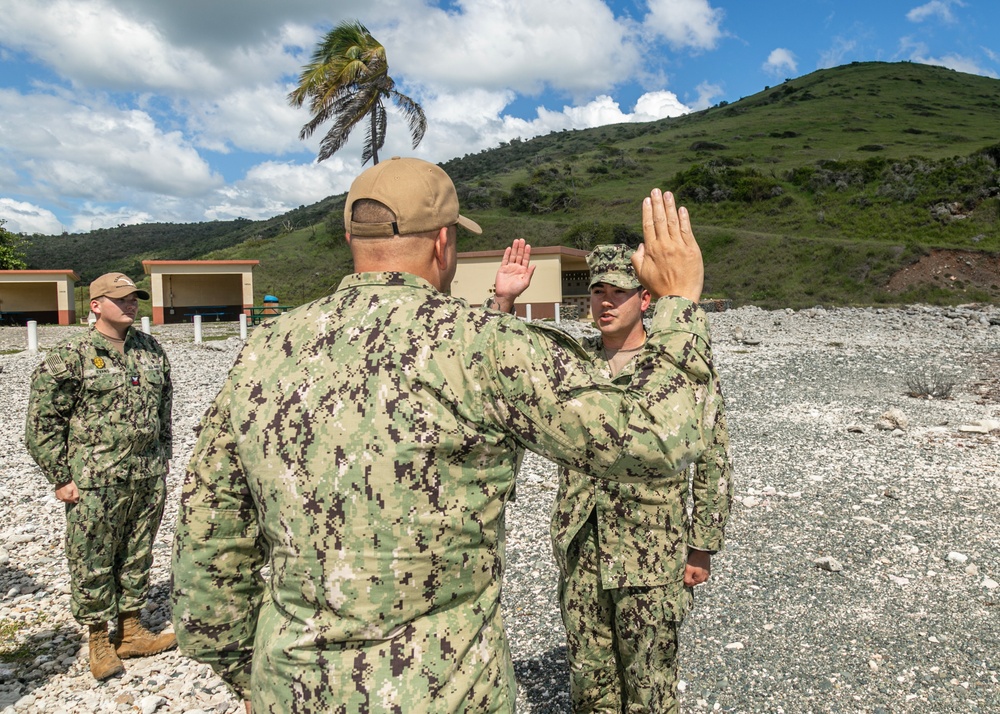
top-left (601, 327), bottom-right (647, 352)
top-left (95, 322), bottom-right (128, 342)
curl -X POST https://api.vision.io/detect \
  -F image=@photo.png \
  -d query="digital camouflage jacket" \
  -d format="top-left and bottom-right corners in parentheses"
top-left (25, 326), bottom-right (172, 489)
top-left (550, 332), bottom-right (733, 611)
top-left (171, 271), bottom-right (722, 713)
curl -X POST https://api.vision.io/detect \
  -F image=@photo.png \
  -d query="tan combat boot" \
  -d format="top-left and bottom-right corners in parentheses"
top-left (88, 623), bottom-right (124, 680)
top-left (113, 611), bottom-right (177, 659)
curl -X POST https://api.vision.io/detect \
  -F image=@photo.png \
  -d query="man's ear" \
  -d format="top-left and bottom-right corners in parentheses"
top-left (640, 289), bottom-right (652, 311)
top-left (433, 226), bottom-right (450, 269)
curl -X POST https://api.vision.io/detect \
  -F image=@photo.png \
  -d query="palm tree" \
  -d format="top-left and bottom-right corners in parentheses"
top-left (288, 20), bottom-right (426, 165)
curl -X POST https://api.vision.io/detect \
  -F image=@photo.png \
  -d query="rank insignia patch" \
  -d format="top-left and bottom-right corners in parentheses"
top-left (93, 357), bottom-right (106, 369)
top-left (130, 375), bottom-right (141, 386)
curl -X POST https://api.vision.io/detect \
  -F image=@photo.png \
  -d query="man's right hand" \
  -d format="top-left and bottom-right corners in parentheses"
top-left (55, 481), bottom-right (80, 504)
top-left (633, 189), bottom-right (704, 303)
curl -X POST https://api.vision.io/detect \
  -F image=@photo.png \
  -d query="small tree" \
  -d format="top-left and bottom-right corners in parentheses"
top-left (0, 220), bottom-right (28, 270)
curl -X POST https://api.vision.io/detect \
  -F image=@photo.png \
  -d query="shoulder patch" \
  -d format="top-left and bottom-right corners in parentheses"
top-left (44, 352), bottom-right (68, 376)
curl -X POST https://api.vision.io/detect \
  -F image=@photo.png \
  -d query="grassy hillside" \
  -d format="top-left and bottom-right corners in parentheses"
top-left (24, 61), bottom-right (1000, 309)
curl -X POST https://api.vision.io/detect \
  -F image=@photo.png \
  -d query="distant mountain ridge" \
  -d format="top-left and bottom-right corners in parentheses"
top-left (24, 61), bottom-right (1000, 308)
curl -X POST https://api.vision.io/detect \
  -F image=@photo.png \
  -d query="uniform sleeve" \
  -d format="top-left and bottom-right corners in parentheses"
top-left (171, 378), bottom-right (265, 699)
top-left (476, 297), bottom-right (714, 482)
top-left (159, 349), bottom-right (173, 459)
top-left (24, 348), bottom-right (81, 487)
top-left (686, 354), bottom-right (733, 553)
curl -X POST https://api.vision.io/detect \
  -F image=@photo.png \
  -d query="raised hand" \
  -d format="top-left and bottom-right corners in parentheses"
top-left (493, 238), bottom-right (536, 312)
top-left (633, 189), bottom-right (703, 303)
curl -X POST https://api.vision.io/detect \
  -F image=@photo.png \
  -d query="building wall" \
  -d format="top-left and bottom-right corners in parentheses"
top-left (452, 248), bottom-right (592, 321)
top-left (145, 261), bottom-right (257, 324)
top-left (0, 273), bottom-right (77, 325)
top-left (452, 254), bottom-right (566, 306)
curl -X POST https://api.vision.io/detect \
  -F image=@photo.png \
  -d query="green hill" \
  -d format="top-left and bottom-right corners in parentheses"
top-left (23, 61), bottom-right (1000, 309)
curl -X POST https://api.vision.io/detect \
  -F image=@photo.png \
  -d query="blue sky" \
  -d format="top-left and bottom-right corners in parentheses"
top-left (0, 0), bottom-right (997, 235)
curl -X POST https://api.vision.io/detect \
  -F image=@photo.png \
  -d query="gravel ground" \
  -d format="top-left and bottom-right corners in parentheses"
top-left (1, 304), bottom-right (999, 714)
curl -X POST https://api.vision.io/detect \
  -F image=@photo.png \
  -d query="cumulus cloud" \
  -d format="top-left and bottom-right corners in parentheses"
top-left (0, 198), bottom-right (63, 235)
top-left (0, 90), bottom-right (221, 200)
top-left (383, 0), bottom-right (640, 95)
top-left (644, 0), bottom-right (725, 51)
top-left (906, 0), bottom-right (965, 24)
top-left (763, 48), bottom-right (798, 77)
top-left (205, 160), bottom-right (357, 222)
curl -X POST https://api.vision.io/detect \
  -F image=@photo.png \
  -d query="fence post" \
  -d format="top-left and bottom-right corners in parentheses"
top-left (27, 321), bottom-right (38, 354)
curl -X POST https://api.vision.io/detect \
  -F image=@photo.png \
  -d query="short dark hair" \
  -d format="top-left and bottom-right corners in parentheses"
top-left (351, 199), bottom-right (396, 224)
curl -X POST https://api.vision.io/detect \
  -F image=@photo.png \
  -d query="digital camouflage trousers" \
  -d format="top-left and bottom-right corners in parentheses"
top-left (558, 514), bottom-right (684, 714)
top-left (65, 476), bottom-right (166, 626)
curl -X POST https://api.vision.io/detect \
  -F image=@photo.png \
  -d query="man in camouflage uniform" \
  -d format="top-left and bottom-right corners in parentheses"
top-left (551, 245), bottom-right (733, 713)
top-left (172, 157), bottom-right (722, 713)
top-left (25, 272), bottom-right (176, 681)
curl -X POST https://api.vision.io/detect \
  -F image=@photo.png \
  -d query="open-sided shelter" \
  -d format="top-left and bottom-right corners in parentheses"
top-left (142, 260), bottom-right (259, 325)
top-left (451, 246), bottom-right (590, 320)
top-left (0, 270), bottom-right (80, 325)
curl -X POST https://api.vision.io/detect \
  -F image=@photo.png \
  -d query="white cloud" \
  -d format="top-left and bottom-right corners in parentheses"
top-left (205, 160), bottom-right (357, 222)
top-left (763, 48), bottom-right (798, 77)
top-left (187, 83), bottom-right (313, 155)
top-left (644, 0), bottom-right (725, 51)
top-left (66, 204), bottom-right (155, 233)
top-left (417, 88), bottom-right (691, 160)
top-left (819, 38), bottom-right (859, 69)
top-left (0, 198), bottom-right (63, 235)
top-left (910, 53), bottom-right (998, 77)
top-left (0, 89), bottom-right (221, 202)
top-left (691, 81), bottom-right (724, 110)
top-left (385, 0), bottom-right (641, 95)
top-left (907, 0), bottom-right (965, 24)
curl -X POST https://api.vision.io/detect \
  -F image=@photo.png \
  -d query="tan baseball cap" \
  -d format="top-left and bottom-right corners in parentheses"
top-left (344, 157), bottom-right (482, 237)
top-left (587, 244), bottom-right (641, 290)
top-left (89, 272), bottom-right (150, 300)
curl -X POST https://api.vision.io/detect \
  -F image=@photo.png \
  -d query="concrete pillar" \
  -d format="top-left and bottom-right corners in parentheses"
top-left (555, 303), bottom-right (561, 324)
top-left (27, 321), bottom-right (38, 354)
top-left (239, 313), bottom-right (248, 341)
top-left (140, 316), bottom-right (151, 334)
top-left (524, 304), bottom-right (532, 322)
top-left (193, 314), bottom-right (203, 344)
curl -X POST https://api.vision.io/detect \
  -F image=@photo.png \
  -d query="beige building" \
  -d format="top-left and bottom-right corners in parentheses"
top-left (142, 260), bottom-right (259, 325)
top-left (452, 246), bottom-right (590, 320)
top-left (0, 270), bottom-right (80, 325)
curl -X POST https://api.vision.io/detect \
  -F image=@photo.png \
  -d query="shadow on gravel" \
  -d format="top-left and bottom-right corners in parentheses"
top-left (515, 646), bottom-right (571, 713)
top-left (146, 580), bottom-right (174, 630)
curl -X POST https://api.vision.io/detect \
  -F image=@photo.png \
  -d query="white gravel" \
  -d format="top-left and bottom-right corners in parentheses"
top-left (1, 304), bottom-right (999, 714)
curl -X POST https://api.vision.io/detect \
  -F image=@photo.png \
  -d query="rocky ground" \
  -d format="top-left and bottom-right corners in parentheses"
top-left (1, 304), bottom-right (999, 714)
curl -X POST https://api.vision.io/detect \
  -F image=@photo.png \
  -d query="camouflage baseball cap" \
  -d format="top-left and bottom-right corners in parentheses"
top-left (344, 157), bottom-right (482, 237)
top-left (89, 272), bottom-right (149, 300)
top-left (587, 244), bottom-right (641, 290)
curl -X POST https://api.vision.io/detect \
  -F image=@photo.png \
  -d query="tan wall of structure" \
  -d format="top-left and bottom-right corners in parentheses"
top-left (160, 274), bottom-right (243, 308)
top-left (0, 282), bottom-right (54, 311)
top-left (0, 272), bottom-right (78, 325)
top-left (452, 254), bottom-right (565, 305)
top-left (144, 260), bottom-right (257, 324)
